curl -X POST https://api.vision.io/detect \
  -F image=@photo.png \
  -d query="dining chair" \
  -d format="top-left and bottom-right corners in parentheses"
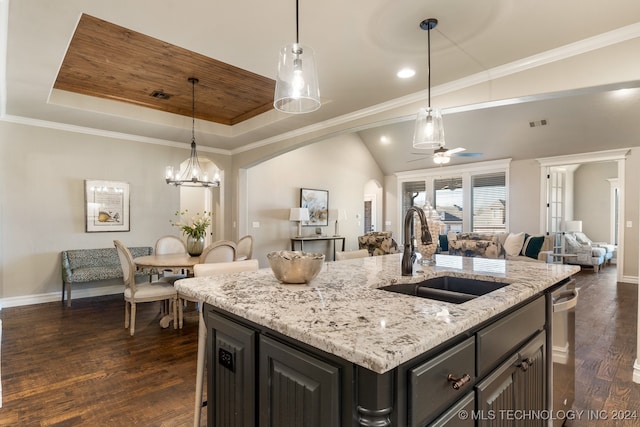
top-left (199, 240), bottom-right (237, 263)
top-left (190, 259), bottom-right (260, 427)
top-left (235, 234), bottom-right (254, 260)
top-left (154, 235), bottom-right (188, 283)
top-left (114, 240), bottom-right (177, 336)
top-left (175, 240), bottom-right (238, 328)
top-left (335, 249), bottom-right (370, 261)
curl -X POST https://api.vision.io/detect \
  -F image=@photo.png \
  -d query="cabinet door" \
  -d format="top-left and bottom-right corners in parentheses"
top-left (207, 311), bottom-right (257, 427)
top-left (475, 331), bottom-right (547, 427)
top-left (475, 353), bottom-right (519, 427)
top-left (515, 331), bottom-right (546, 425)
top-left (428, 391), bottom-right (474, 427)
top-left (259, 335), bottom-right (340, 427)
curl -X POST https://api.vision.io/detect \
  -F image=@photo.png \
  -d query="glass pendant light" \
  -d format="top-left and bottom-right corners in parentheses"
top-left (413, 18), bottom-right (445, 149)
top-left (273, 0), bottom-right (321, 114)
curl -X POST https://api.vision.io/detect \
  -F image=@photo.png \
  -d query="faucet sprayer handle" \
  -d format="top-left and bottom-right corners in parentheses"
top-left (421, 224), bottom-right (433, 245)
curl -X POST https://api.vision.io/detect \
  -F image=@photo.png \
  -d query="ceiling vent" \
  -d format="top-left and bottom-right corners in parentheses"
top-left (150, 90), bottom-right (172, 100)
top-left (529, 119), bottom-right (548, 128)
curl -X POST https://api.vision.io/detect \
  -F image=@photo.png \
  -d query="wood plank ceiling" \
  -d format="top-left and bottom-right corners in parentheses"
top-left (54, 14), bottom-right (276, 126)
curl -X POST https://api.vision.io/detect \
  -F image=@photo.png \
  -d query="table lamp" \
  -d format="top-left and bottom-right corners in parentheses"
top-left (329, 209), bottom-right (347, 236)
top-left (289, 208), bottom-right (310, 237)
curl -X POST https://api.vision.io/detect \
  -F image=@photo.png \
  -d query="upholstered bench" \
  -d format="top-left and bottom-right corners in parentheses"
top-left (61, 246), bottom-right (152, 307)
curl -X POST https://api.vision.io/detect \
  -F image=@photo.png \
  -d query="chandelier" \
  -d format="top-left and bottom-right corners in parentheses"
top-left (165, 77), bottom-right (220, 187)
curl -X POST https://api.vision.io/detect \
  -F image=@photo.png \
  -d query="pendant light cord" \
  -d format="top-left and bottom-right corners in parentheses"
top-left (191, 78), bottom-right (196, 144)
top-left (295, 0), bottom-right (299, 44)
top-left (427, 23), bottom-right (431, 109)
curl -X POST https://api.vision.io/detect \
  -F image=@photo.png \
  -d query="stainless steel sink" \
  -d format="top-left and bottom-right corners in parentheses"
top-left (379, 276), bottom-right (511, 304)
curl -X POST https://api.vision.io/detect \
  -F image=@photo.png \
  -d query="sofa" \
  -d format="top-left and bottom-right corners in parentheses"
top-left (61, 246), bottom-right (153, 307)
top-left (443, 232), bottom-right (553, 263)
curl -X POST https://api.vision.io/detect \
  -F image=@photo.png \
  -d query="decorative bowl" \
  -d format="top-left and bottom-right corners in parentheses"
top-left (267, 250), bottom-right (325, 284)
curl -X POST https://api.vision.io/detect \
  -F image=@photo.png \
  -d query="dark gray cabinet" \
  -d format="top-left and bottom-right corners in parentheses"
top-left (259, 335), bottom-right (340, 427)
top-left (428, 392), bottom-right (475, 427)
top-left (476, 331), bottom-right (547, 427)
top-left (206, 311), bottom-right (257, 427)
top-left (206, 308), bottom-right (345, 427)
top-left (409, 336), bottom-right (475, 427)
top-left (205, 290), bottom-right (553, 427)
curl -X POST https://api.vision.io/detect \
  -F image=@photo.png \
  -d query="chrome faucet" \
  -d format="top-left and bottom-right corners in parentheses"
top-left (402, 206), bottom-right (432, 276)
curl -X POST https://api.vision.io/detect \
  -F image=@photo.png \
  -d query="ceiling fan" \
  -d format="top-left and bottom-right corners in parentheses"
top-left (408, 146), bottom-right (482, 164)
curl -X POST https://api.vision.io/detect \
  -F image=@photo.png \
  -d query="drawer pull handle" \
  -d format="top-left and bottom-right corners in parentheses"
top-left (518, 358), bottom-right (532, 372)
top-left (447, 373), bottom-right (471, 390)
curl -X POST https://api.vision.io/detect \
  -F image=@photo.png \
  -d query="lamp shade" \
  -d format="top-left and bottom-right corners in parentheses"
top-left (328, 209), bottom-right (347, 221)
top-left (289, 207), bottom-right (310, 222)
top-left (564, 220), bottom-right (583, 233)
top-left (274, 43), bottom-right (321, 114)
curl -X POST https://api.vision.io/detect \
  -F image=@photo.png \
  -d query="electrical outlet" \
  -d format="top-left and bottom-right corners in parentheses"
top-left (252, 221), bottom-right (260, 228)
top-left (218, 348), bottom-right (235, 372)
top-left (626, 221), bottom-right (633, 228)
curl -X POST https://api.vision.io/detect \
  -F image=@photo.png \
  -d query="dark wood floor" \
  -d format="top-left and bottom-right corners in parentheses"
top-left (0, 296), bottom-right (206, 426)
top-left (0, 265), bottom-right (638, 426)
top-left (568, 266), bottom-right (640, 427)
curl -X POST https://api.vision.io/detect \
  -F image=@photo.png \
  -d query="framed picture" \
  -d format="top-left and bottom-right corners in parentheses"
top-left (300, 188), bottom-right (328, 227)
top-left (85, 180), bottom-right (130, 232)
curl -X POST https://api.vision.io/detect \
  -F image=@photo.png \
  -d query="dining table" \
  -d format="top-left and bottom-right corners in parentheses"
top-left (133, 253), bottom-right (201, 276)
top-left (133, 253), bottom-right (201, 328)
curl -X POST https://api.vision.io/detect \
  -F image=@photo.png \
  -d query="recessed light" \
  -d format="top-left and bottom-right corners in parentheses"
top-left (380, 135), bottom-right (390, 144)
top-left (397, 68), bottom-right (415, 79)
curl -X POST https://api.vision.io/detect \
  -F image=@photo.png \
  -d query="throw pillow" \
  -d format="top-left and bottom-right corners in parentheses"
top-left (563, 233), bottom-right (581, 253)
top-left (574, 232), bottom-right (591, 244)
top-left (522, 235), bottom-right (546, 259)
top-left (438, 234), bottom-right (449, 252)
top-left (504, 232), bottom-right (525, 257)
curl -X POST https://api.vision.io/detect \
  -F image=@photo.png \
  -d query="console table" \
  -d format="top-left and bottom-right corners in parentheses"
top-left (290, 236), bottom-right (346, 261)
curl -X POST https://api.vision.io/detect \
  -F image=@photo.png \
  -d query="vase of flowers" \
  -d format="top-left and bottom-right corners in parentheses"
top-left (171, 210), bottom-right (212, 256)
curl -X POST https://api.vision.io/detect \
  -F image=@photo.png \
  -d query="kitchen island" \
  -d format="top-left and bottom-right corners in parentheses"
top-left (175, 254), bottom-right (579, 426)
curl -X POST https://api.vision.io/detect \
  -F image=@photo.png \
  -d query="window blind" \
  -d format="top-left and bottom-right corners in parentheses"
top-left (472, 173), bottom-right (506, 232)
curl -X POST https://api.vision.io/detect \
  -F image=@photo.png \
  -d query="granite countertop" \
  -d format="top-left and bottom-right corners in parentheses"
top-left (175, 254), bottom-right (579, 374)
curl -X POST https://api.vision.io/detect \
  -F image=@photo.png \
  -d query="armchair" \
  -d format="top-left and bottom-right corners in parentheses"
top-left (573, 232), bottom-right (615, 265)
top-left (358, 231), bottom-right (400, 256)
top-left (563, 233), bottom-right (607, 272)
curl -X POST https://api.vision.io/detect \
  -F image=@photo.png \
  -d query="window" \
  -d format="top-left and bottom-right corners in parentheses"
top-left (402, 181), bottom-right (426, 212)
top-left (471, 173), bottom-right (506, 232)
top-left (434, 177), bottom-right (463, 233)
top-left (395, 158), bottom-right (511, 237)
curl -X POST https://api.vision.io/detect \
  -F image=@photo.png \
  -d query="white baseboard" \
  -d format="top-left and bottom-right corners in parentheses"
top-left (553, 343), bottom-right (570, 365)
top-left (619, 275), bottom-right (638, 284)
top-left (634, 359), bottom-right (640, 384)
top-left (0, 286), bottom-right (123, 308)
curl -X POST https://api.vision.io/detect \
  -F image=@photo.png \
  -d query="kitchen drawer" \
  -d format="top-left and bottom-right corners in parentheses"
top-left (409, 336), bottom-right (475, 427)
top-left (477, 295), bottom-right (545, 376)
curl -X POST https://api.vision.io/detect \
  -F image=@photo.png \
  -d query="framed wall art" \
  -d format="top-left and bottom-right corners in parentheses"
top-left (300, 188), bottom-right (328, 227)
top-left (85, 179), bottom-right (130, 232)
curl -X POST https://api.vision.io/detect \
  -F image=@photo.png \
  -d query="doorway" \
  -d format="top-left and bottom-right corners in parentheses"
top-left (539, 149), bottom-right (628, 281)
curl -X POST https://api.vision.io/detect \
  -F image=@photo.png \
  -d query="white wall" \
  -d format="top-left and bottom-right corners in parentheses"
top-left (574, 162), bottom-right (618, 243)
top-left (246, 133), bottom-right (384, 266)
top-left (509, 159), bottom-right (543, 233)
top-left (0, 120), bottom-right (230, 305)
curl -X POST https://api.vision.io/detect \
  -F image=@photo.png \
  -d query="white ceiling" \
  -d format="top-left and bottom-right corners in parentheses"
top-left (3, 0), bottom-right (640, 173)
